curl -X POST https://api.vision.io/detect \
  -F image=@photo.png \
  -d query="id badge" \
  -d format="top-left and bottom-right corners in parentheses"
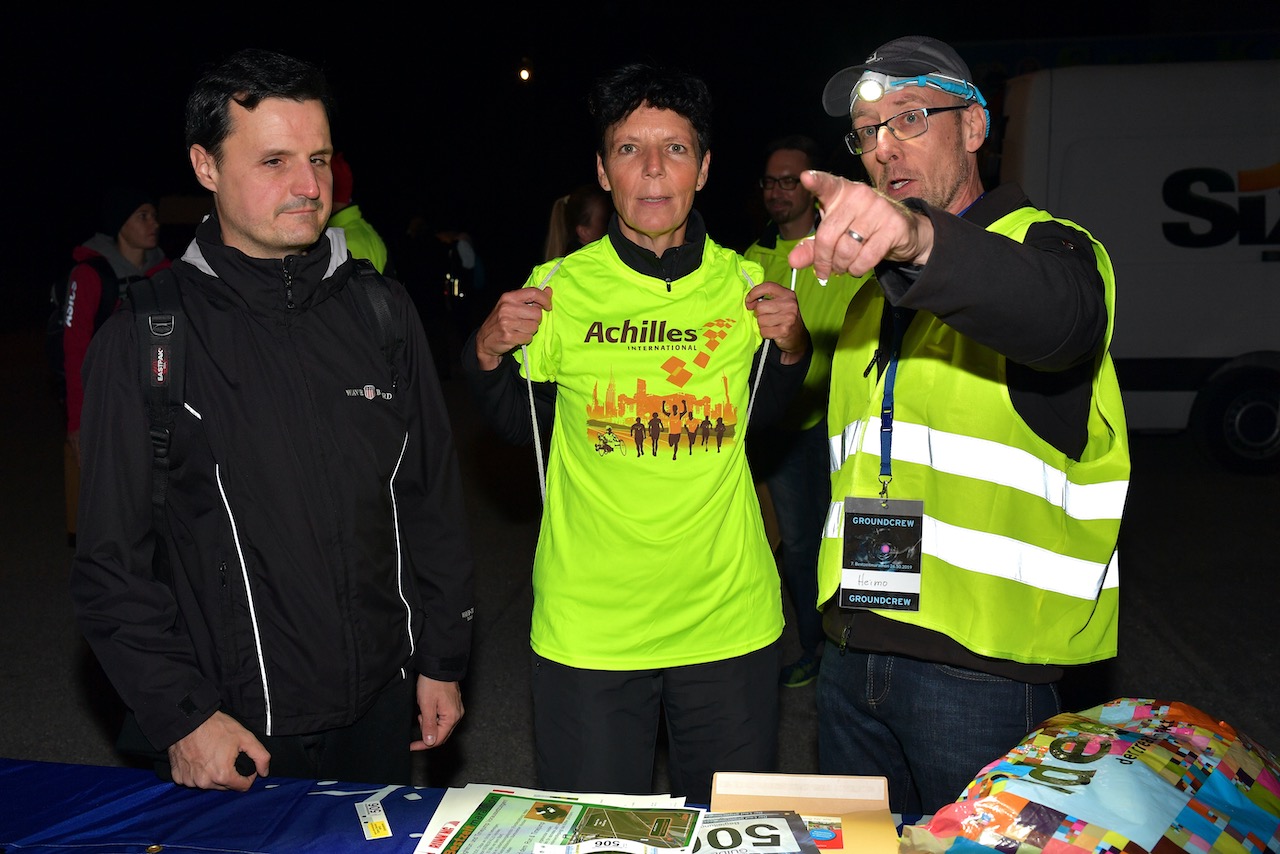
top-left (838, 497), bottom-right (923, 611)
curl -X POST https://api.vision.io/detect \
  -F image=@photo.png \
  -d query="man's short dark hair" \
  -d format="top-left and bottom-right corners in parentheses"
top-left (588, 63), bottom-right (712, 161)
top-left (184, 48), bottom-right (333, 159)
top-left (765, 134), bottom-right (824, 171)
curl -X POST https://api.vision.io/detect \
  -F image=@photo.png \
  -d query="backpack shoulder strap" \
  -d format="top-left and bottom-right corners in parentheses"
top-left (348, 258), bottom-right (403, 387)
top-left (85, 255), bottom-right (122, 332)
top-left (127, 269), bottom-right (184, 535)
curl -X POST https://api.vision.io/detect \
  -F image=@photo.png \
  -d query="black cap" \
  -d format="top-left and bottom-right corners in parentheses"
top-left (822, 35), bottom-right (977, 117)
top-left (98, 185), bottom-right (156, 237)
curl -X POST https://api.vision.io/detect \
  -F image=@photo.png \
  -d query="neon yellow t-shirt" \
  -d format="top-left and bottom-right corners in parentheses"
top-left (518, 236), bottom-right (784, 670)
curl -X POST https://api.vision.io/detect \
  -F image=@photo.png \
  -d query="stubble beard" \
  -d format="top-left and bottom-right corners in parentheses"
top-left (873, 148), bottom-right (972, 212)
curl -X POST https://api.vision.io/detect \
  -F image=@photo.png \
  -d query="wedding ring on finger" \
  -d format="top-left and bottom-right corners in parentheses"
top-left (847, 228), bottom-right (866, 244)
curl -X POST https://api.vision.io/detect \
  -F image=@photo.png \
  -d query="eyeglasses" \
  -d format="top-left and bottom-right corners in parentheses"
top-left (844, 104), bottom-right (969, 155)
top-left (759, 175), bottom-right (802, 191)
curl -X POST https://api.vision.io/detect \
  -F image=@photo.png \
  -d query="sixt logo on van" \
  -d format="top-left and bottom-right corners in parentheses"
top-left (1162, 162), bottom-right (1279, 248)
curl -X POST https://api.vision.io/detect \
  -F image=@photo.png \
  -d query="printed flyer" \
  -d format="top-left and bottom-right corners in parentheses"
top-left (438, 791), bottom-right (701, 853)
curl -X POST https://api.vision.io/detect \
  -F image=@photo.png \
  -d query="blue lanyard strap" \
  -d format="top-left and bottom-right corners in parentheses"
top-left (878, 308), bottom-right (911, 496)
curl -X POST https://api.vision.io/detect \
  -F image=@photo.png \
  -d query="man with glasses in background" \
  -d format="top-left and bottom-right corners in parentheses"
top-left (787, 35), bottom-right (1130, 814)
top-left (743, 135), bottom-right (862, 690)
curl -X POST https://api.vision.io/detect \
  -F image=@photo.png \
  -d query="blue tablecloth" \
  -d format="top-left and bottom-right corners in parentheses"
top-left (0, 757), bottom-right (445, 852)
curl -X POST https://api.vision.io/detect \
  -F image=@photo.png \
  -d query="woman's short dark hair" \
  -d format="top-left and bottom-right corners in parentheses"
top-left (588, 63), bottom-right (712, 161)
top-left (184, 48), bottom-right (333, 160)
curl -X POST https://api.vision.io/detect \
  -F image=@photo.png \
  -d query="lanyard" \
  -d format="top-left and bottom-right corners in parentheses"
top-left (878, 307), bottom-right (910, 499)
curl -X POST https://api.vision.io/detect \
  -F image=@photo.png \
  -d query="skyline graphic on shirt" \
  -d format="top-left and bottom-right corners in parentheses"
top-left (583, 316), bottom-right (746, 459)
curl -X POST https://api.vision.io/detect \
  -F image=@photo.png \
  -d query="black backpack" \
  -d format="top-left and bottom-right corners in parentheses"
top-left (126, 258), bottom-right (403, 536)
top-left (45, 255), bottom-right (129, 402)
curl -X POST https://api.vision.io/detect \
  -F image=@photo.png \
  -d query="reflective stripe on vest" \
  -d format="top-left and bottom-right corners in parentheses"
top-left (825, 415), bottom-right (1126, 599)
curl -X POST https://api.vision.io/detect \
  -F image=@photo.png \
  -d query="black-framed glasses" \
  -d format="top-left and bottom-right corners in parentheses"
top-left (759, 175), bottom-right (802, 191)
top-left (845, 104), bottom-right (969, 155)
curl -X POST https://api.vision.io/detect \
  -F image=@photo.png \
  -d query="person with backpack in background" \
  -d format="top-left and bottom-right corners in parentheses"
top-left (59, 186), bottom-right (169, 547)
top-left (69, 48), bottom-right (475, 791)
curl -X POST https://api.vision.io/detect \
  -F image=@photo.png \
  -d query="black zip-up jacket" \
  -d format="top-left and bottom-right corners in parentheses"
top-left (70, 214), bottom-right (475, 751)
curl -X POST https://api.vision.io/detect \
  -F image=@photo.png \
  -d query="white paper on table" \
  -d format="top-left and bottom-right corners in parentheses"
top-left (536, 840), bottom-right (666, 854)
top-left (414, 783), bottom-right (685, 854)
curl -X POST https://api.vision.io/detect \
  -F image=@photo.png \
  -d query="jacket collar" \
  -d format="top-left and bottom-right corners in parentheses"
top-left (608, 209), bottom-right (707, 282)
top-left (181, 212), bottom-right (342, 314)
top-left (956, 183), bottom-right (1027, 227)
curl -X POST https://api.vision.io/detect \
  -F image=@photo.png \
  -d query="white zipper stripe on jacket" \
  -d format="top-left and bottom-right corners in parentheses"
top-left (390, 431), bottom-right (414, 656)
top-left (216, 463), bottom-right (273, 733)
top-left (834, 416), bottom-right (1128, 521)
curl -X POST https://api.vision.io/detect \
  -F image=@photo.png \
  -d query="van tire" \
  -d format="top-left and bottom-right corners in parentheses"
top-left (1190, 369), bottom-right (1280, 474)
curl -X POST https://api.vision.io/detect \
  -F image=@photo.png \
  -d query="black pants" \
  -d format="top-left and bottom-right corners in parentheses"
top-left (531, 641), bottom-right (780, 806)
top-left (257, 674), bottom-right (415, 785)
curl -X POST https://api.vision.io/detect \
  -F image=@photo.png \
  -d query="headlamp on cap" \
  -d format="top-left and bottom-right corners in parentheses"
top-left (854, 71), bottom-right (990, 139)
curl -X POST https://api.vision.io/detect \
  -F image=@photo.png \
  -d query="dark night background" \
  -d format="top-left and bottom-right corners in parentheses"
top-left (4, 4), bottom-right (1278, 328)
top-left (1, 3), bottom-right (1279, 796)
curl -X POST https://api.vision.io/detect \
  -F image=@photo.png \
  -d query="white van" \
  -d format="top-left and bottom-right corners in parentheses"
top-left (999, 60), bottom-right (1280, 472)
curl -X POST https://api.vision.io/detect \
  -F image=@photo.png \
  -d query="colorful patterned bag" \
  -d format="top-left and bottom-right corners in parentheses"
top-left (901, 698), bottom-right (1279, 853)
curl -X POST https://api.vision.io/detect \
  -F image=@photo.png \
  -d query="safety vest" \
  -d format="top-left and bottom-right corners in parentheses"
top-left (818, 207), bottom-right (1129, 665)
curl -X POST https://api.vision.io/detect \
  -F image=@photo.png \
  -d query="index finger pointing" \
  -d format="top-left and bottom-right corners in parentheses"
top-left (801, 169), bottom-right (850, 206)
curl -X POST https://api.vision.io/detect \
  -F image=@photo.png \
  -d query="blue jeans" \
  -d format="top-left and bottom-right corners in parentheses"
top-left (757, 420), bottom-right (829, 659)
top-left (816, 647), bottom-right (1060, 814)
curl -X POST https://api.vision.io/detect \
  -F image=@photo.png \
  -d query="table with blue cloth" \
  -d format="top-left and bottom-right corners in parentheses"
top-left (1, 757), bottom-right (934, 852)
top-left (0, 757), bottom-right (446, 853)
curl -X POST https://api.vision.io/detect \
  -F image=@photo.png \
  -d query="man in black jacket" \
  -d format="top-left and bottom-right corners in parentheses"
top-left (70, 48), bottom-right (475, 792)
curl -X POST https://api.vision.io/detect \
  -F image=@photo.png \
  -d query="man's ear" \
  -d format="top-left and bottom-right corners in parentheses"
top-left (963, 104), bottom-right (987, 154)
top-left (189, 145), bottom-right (219, 193)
